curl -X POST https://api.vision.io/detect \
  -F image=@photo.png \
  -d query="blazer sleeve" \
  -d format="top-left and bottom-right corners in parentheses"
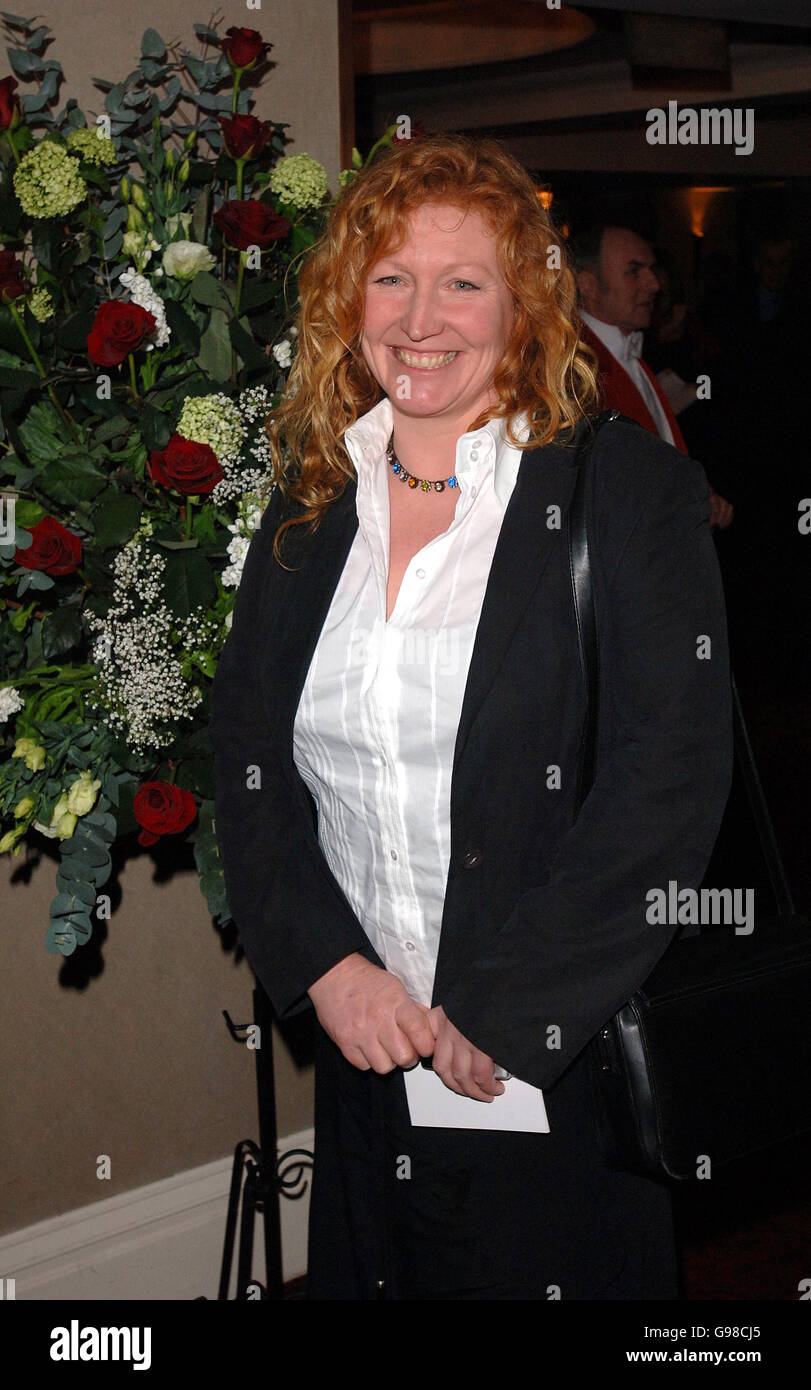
top-left (207, 487), bottom-right (379, 1020)
top-left (437, 441), bottom-right (734, 1090)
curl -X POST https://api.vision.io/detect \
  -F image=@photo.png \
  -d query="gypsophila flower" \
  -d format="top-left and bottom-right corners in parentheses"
top-left (65, 127), bottom-right (117, 167)
top-left (28, 286), bottom-right (54, 322)
top-left (222, 495), bottom-right (266, 588)
top-left (268, 153), bottom-right (328, 211)
top-left (208, 385), bottom-right (276, 506)
top-left (0, 686), bottom-right (24, 723)
top-left (272, 339), bottom-right (292, 369)
top-left (86, 538), bottom-right (218, 754)
top-left (13, 139), bottom-right (87, 219)
top-left (119, 267), bottom-right (170, 349)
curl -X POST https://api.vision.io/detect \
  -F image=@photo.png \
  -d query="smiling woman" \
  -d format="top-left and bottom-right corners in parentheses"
top-left (209, 133), bottom-right (733, 1300)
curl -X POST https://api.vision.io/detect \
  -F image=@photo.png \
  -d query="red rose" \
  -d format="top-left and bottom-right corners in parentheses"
top-left (220, 26), bottom-right (272, 71)
top-left (149, 434), bottom-right (224, 495)
top-left (218, 114), bottom-right (273, 162)
top-left (87, 301), bottom-right (157, 367)
top-left (391, 120), bottom-right (426, 147)
top-left (14, 516), bottom-right (82, 575)
top-left (213, 199), bottom-right (290, 252)
top-left (133, 781), bottom-right (197, 847)
top-left (0, 76), bottom-right (22, 131)
top-left (0, 249), bottom-right (27, 301)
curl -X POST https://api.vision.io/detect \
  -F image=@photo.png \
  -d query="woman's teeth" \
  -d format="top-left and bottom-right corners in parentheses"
top-left (392, 348), bottom-right (458, 369)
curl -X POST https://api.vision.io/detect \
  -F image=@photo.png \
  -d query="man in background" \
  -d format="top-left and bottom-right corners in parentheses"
top-left (571, 222), bottom-right (733, 529)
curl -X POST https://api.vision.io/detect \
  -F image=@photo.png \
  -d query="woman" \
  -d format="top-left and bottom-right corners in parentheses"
top-left (209, 134), bottom-right (732, 1300)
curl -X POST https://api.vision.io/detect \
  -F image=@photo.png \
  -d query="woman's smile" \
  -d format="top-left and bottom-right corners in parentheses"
top-left (389, 346), bottom-right (460, 369)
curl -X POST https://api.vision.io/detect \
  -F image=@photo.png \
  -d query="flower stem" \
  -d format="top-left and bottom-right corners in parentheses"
top-left (128, 353), bottom-right (140, 402)
top-left (231, 73), bottom-right (241, 115)
top-left (184, 495), bottom-right (194, 541)
top-left (234, 257), bottom-right (245, 317)
top-left (236, 159), bottom-right (244, 200)
top-left (7, 299), bottom-right (80, 444)
top-left (5, 126), bottom-right (20, 165)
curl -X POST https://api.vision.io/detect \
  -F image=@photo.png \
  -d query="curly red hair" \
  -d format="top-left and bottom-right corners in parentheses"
top-left (264, 132), bottom-right (599, 565)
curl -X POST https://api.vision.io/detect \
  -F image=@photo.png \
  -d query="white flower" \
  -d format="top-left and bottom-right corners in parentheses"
top-left (165, 212), bottom-right (193, 239)
top-left (222, 498), bottom-right (264, 588)
top-left (119, 267), bottom-right (171, 350)
top-left (163, 240), bottom-right (216, 281)
top-left (0, 687), bottom-right (24, 723)
top-left (272, 339), bottom-right (292, 369)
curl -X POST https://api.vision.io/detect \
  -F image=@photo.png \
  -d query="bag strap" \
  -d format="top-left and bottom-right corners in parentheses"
top-left (567, 410), bottom-right (797, 916)
top-left (568, 409), bottom-right (618, 814)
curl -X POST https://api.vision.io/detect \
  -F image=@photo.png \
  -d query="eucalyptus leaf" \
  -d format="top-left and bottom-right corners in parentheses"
top-left (140, 27), bottom-right (166, 60)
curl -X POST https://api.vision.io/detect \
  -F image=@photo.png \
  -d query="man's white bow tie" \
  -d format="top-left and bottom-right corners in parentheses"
top-left (623, 330), bottom-right (644, 362)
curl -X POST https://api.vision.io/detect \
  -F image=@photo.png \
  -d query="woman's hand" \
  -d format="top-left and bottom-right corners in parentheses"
top-left (427, 1005), bottom-right (506, 1102)
top-left (308, 953), bottom-right (436, 1073)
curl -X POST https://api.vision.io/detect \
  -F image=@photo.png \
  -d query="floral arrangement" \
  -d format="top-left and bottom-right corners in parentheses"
top-left (0, 12), bottom-right (346, 954)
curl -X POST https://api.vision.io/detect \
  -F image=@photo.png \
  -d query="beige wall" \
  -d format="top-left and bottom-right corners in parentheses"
top-left (40, 0), bottom-right (345, 185)
top-left (1, 0), bottom-right (342, 1239)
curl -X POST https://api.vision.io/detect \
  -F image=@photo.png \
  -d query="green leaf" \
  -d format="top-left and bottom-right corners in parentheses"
top-left (229, 315), bottom-right (268, 371)
top-left (139, 401), bottom-right (172, 452)
top-left (140, 27), bottom-right (166, 59)
top-left (163, 299), bottom-right (200, 355)
top-left (37, 453), bottom-right (107, 505)
top-left (190, 186), bottom-right (210, 245)
top-left (42, 604), bottom-right (84, 660)
top-left (195, 307), bottom-right (232, 383)
top-left (12, 498), bottom-right (45, 527)
top-left (160, 545), bottom-right (217, 619)
top-left (18, 402), bottom-right (66, 462)
top-left (91, 490), bottom-right (142, 548)
top-left (189, 272), bottom-right (232, 313)
top-left (239, 279), bottom-right (278, 312)
top-left (92, 413), bottom-right (131, 445)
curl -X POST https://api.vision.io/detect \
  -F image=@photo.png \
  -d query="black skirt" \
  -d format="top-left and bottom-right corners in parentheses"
top-left (306, 1022), bottom-right (679, 1300)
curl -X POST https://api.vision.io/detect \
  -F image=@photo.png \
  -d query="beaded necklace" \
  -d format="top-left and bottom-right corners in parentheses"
top-left (386, 434), bottom-right (458, 493)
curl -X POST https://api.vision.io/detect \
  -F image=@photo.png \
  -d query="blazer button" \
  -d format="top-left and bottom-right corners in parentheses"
top-left (462, 848), bottom-right (483, 868)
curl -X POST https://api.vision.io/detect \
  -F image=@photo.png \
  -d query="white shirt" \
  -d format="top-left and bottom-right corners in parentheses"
top-left (292, 396), bottom-right (529, 1006)
top-left (580, 309), bottom-right (675, 446)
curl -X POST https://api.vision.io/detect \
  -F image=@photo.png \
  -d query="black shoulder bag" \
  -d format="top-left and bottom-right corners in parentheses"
top-left (569, 411), bottom-right (811, 1181)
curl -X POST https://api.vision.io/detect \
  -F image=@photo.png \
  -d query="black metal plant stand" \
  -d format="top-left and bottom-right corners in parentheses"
top-left (218, 983), bottom-right (313, 1299)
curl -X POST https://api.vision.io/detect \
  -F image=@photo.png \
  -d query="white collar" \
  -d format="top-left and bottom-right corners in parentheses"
top-left (580, 310), bottom-right (644, 365)
top-left (343, 397), bottom-right (530, 512)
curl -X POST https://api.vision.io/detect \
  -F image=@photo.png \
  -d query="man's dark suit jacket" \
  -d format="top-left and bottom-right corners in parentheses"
top-left (208, 412), bottom-right (732, 1093)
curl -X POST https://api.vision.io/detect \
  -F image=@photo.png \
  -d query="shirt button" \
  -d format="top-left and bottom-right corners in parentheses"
top-left (462, 848), bottom-right (483, 868)
top-left (415, 567), bottom-right (426, 578)
top-left (405, 941), bottom-right (416, 952)
top-left (470, 486), bottom-right (477, 498)
top-left (390, 849), bottom-right (398, 861)
top-left (470, 451), bottom-right (479, 462)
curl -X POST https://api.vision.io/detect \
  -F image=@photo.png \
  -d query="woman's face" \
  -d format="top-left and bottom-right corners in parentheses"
top-left (360, 201), bottom-right (515, 431)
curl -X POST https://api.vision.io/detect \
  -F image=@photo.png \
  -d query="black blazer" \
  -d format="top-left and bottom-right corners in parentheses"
top-left (208, 413), bottom-right (733, 1092)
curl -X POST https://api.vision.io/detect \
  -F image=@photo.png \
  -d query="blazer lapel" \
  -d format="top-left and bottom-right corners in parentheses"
top-left (268, 424), bottom-right (585, 781)
top-left (451, 426), bottom-right (583, 774)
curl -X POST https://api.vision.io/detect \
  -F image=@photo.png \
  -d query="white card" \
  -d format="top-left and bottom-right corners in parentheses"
top-left (403, 1064), bottom-right (550, 1132)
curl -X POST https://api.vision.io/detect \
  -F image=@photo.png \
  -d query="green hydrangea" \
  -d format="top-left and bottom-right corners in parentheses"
top-left (28, 286), bottom-right (54, 322)
top-left (13, 140), bottom-right (88, 219)
top-left (269, 153), bottom-right (328, 211)
top-left (177, 394), bottom-right (245, 460)
top-left (66, 128), bottom-right (117, 167)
